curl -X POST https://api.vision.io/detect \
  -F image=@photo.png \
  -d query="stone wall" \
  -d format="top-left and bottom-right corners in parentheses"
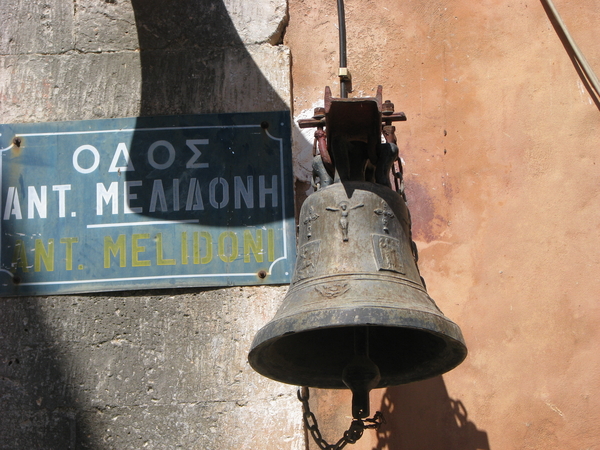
top-left (0, 1), bottom-right (302, 449)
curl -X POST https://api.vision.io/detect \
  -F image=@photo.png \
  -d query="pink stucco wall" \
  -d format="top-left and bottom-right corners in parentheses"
top-left (286, 0), bottom-right (600, 448)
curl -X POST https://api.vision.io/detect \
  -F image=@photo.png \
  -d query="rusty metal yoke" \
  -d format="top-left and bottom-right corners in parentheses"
top-left (299, 86), bottom-right (406, 190)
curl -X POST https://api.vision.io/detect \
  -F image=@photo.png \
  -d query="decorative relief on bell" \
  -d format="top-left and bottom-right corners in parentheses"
top-left (326, 201), bottom-right (365, 242)
top-left (293, 240), bottom-right (321, 284)
top-left (315, 282), bottom-right (350, 299)
top-left (302, 206), bottom-right (320, 240)
top-left (372, 235), bottom-right (405, 274)
top-left (374, 201), bottom-right (394, 234)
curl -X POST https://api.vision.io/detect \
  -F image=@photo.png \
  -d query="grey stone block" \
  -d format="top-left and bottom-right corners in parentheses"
top-left (0, 0), bottom-right (74, 55)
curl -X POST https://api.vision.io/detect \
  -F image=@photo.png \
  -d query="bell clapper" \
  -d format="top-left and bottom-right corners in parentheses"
top-left (298, 385), bottom-right (385, 450)
top-left (342, 327), bottom-right (381, 419)
top-left (295, 328), bottom-right (385, 449)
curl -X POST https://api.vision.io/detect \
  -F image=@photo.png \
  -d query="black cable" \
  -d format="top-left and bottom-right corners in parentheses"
top-left (337, 0), bottom-right (349, 97)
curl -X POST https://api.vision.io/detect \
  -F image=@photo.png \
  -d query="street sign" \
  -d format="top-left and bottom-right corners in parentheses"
top-left (0, 112), bottom-right (296, 296)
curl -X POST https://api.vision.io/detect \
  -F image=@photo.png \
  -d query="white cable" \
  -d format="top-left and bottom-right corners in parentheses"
top-left (542, 0), bottom-right (600, 100)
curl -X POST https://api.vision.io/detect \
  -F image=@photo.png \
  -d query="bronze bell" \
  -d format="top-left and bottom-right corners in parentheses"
top-left (248, 87), bottom-right (467, 419)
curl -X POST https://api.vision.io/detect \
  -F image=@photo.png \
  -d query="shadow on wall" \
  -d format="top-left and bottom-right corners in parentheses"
top-left (0, 1), bottom-right (291, 449)
top-left (131, 0), bottom-right (288, 116)
top-left (0, 297), bottom-right (79, 449)
top-left (373, 377), bottom-right (490, 450)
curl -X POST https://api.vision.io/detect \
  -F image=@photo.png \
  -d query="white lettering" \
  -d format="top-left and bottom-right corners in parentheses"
top-left (3, 187), bottom-right (22, 220)
top-left (259, 175), bottom-right (278, 208)
top-left (148, 140), bottom-right (175, 170)
top-left (52, 185), bottom-right (71, 218)
top-left (173, 178), bottom-right (180, 211)
top-left (234, 176), bottom-right (253, 209)
top-left (73, 145), bottom-right (100, 174)
top-left (124, 181), bottom-right (143, 214)
top-left (209, 177), bottom-right (229, 209)
top-left (96, 182), bottom-right (119, 215)
top-left (109, 142), bottom-right (135, 173)
top-left (28, 186), bottom-right (47, 219)
top-left (186, 139), bottom-right (210, 169)
top-left (149, 179), bottom-right (168, 213)
top-left (185, 178), bottom-right (204, 211)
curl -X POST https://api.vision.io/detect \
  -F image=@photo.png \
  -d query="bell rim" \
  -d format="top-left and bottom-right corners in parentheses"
top-left (248, 305), bottom-right (467, 389)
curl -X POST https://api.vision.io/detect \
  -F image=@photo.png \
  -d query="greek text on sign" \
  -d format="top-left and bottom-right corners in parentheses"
top-left (0, 112), bottom-right (295, 296)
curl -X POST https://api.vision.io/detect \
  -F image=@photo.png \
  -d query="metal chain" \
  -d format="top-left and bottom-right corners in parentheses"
top-left (298, 387), bottom-right (385, 450)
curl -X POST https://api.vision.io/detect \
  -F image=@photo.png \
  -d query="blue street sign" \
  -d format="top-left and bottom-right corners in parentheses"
top-left (0, 112), bottom-right (295, 296)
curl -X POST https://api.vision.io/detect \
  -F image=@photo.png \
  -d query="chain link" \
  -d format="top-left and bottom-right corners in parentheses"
top-left (298, 387), bottom-right (385, 450)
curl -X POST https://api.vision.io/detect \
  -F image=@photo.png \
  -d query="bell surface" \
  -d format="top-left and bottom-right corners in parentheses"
top-left (248, 181), bottom-right (467, 389)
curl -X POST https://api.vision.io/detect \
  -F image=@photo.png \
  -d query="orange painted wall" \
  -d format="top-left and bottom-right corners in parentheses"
top-left (286, 0), bottom-right (600, 448)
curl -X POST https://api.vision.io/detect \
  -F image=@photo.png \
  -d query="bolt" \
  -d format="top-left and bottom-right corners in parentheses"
top-left (258, 270), bottom-right (267, 279)
top-left (382, 100), bottom-right (395, 116)
top-left (13, 137), bottom-right (21, 147)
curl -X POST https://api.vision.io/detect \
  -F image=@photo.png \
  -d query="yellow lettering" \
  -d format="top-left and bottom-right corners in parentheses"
top-left (60, 237), bottom-right (78, 271)
top-left (193, 232), bottom-right (199, 264)
top-left (11, 239), bottom-right (28, 272)
top-left (193, 231), bottom-right (213, 264)
top-left (35, 239), bottom-right (54, 272)
top-left (268, 228), bottom-right (275, 262)
top-left (181, 232), bottom-right (189, 265)
top-left (243, 230), bottom-right (263, 263)
top-left (218, 231), bottom-right (238, 263)
top-left (156, 233), bottom-right (176, 265)
top-left (132, 233), bottom-right (151, 267)
top-left (104, 235), bottom-right (126, 268)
